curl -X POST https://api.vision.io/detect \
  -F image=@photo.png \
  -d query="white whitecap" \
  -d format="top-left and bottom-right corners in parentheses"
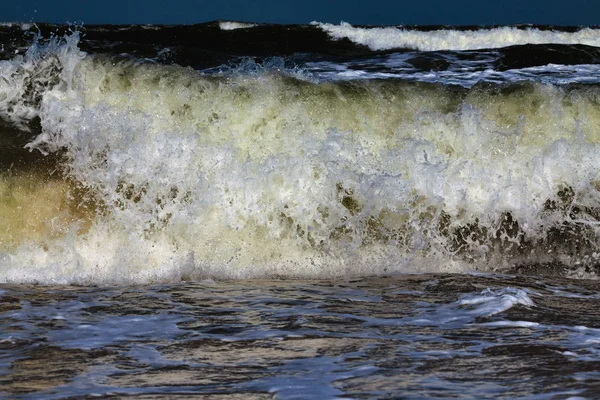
top-left (312, 21), bottom-right (600, 51)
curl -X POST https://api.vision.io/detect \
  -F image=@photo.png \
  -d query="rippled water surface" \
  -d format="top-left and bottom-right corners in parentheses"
top-left (2, 273), bottom-right (600, 399)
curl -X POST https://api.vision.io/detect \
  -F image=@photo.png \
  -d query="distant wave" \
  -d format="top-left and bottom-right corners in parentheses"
top-left (313, 22), bottom-right (600, 51)
top-left (219, 21), bottom-right (257, 31)
top-left (0, 22), bottom-right (33, 29)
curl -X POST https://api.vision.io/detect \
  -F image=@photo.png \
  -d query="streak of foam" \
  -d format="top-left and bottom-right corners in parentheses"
top-left (313, 22), bottom-right (600, 51)
top-left (359, 287), bottom-right (536, 328)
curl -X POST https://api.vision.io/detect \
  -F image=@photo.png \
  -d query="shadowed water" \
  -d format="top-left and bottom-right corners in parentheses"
top-left (2, 273), bottom-right (600, 398)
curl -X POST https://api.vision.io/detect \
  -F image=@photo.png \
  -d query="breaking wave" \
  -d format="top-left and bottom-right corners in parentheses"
top-left (2, 32), bottom-right (600, 284)
top-left (314, 22), bottom-right (600, 51)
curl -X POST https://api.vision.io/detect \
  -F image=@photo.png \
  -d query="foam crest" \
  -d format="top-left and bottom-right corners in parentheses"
top-left (3, 33), bottom-right (600, 283)
top-left (313, 22), bottom-right (600, 51)
top-left (458, 287), bottom-right (535, 317)
top-left (211, 57), bottom-right (316, 82)
top-left (0, 30), bottom-right (83, 130)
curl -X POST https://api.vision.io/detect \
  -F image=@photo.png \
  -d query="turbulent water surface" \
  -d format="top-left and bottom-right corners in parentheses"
top-left (1, 21), bottom-right (600, 398)
top-left (4, 274), bottom-right (600, 399)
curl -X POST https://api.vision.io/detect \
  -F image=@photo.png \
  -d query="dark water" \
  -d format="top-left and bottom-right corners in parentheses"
top-left (2, 273), bottom-right (600, 399)
top-left (2, 22), bottom-right (600, 82)
top-left (2, 21), bottom-right (600, 398)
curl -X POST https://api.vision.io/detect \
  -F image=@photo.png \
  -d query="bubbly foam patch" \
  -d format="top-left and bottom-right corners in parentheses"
top-left (313, 22), bottom-right (600, 51)
top-left (2, 33), bottom-right (600, 284)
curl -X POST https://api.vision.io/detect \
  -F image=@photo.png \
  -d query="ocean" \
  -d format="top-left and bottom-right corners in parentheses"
top-left (1, 20), bottom-right (600, 398)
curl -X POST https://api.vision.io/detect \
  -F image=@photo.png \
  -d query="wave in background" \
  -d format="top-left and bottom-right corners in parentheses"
top-left (314, 22), bottom-right (600, 51)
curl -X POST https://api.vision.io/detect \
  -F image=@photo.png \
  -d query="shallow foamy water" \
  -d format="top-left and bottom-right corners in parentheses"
top-left (2, 273), bottom-right (600, 399)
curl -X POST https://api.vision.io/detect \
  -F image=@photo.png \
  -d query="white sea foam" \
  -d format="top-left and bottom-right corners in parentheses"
top-left (313, 22), bottom-right (600, 51)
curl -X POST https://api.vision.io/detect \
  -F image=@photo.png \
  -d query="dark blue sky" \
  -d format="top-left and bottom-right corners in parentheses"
top-left (3, 0), bottom-right (599, 26)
